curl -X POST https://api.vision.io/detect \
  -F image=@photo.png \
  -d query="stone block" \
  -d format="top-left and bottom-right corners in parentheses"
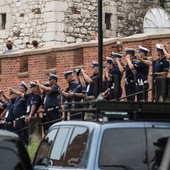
top-left (15, 39), bottom-right (23, 45)
top-left (44, 1), bottom-right (56, 12)
top-left (0, 30), bottom-right (7, 39)
top-left (66, 36), bottom-right (75, 43)
top-left (56, 32), bottom-right (65, 41)
top-left (55, 1), bottom-right (69, 11)
top-left (42, 32), bottom-right (56, 41)
top-left (44, 12), bottom-right (56, 22)
top-left (88, 5), bottom-right (96, 11)
top-left (46, 23), bottom-right (57, 32)
top-left (81, 27), bottom-right (87, 34)
top-left (56, 12), bottom-right (65, 22)
top-left (76, 38), bottom-right (83, 43)
top-left (44, 1), bottom-right (68, 12)
top-left (56, 23), bottom-right (64, 32)
top-left (20, 23), bottom-right (26, 29)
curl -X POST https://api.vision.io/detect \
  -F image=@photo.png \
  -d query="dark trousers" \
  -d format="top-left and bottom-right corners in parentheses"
top-left (15, 118), bottom-right (29, 145)
top-left (136, 83), bottom-right (149, 102)
top-left (5, 122), bottom-right (15, 132)
top-left (109, 87), bottom-right (122, 101)
top-left (41, 113), bottom-right (48, 134)
top-left (0, 123), bottom-right (5, 130)
top-left (125, 82), bottom-right (136, 101)
top-left (46, 108), bottom-right (61, 129)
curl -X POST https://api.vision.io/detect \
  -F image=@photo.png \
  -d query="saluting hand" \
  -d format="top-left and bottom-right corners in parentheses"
top-left (160, 44), bottom-right (164, 49)
top-left (34, 80), bottom-right (39, 85)
top-left (126, 54), bottom-right (131, 60)
top-left (60, 88), bottom-right (65, 93)
top-left (115, 57), bottom-right (120, 64)
top-left (0, 90), bottom-right (4, 96)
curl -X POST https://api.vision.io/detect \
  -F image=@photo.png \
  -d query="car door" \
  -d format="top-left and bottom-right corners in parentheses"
top-left (145, 122), bottom-right (170, 170)
top-left (33, 127), bottom-right (60, 170)
top-left (33, 125), bottom-right (90, 170)
top-left (160, 137), bottom-right (170, 170)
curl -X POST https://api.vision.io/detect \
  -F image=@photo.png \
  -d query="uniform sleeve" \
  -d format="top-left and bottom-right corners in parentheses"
top-left (163, 60), bottom-right (169, 72)
top-left (51, 84), bottom-right (60, 93)
top-left (32, 94), bottom-right (41, 105)
top-left (74, 85), bottom-right (86, 94)
top-left (134, 62), bottom-right (145, 70)
top-left (24, 93), bottom-right (30, 99)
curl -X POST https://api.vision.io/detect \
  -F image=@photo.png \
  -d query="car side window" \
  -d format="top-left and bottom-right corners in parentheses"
top-left (48, 126), bottom-right (89, 168)
top-left (62, 127), bottom-right (89, 168)
top-left (0, 148), bottom-right (24, 170)
top-left (50, 126), bottom-right (73, 166)
top-left (146, 128), bottom-right (170, 170)
top-left (34, 128), bottom-right (58, 165)
top-left (99, 128), bottom-right (148, 170)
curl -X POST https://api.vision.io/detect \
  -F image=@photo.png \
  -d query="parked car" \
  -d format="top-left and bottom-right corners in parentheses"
top-left (33, 121), bottom-right (170, 170)
top-left (160, 137), bottom-right (170, 170)
top-left (33, 101), bottom-right (170, 170)
top-left (0, 130), bottom-right (32, 170)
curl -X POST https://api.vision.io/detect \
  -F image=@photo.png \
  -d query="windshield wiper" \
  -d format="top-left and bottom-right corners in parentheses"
top-left (100, 164), bottom-right (136, 170)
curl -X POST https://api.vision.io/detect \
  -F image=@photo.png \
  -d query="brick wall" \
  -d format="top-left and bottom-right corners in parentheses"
top-left (0, 32), bottom-right (170, 100)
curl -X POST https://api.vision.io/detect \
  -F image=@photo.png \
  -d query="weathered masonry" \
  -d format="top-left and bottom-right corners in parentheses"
top-left (0, 0), bottom-right (170, 49)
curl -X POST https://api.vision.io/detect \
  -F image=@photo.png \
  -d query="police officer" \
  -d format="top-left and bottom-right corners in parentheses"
top-left (103, 53), bottom-right (123, 100)
top-left (62, 70), bottom-right (85, 119)
top-left (81, 61), bottom-right (99, 99)
top-left (10, 81), bottom-right (28, 145)
top-left (154, 44), bottom-right (169, 77)
top-left (154, 44), bottom-right (169, 101)
top-left (0, 94), bottom-right (6, 129)
top-left (37, 82), bottom-right (50, 135)
top-left (24, 82), bottom-right (41, 123)
top-left (127, 46), bottom-right (149, 101)
top-left (2, 91), bottom-right (17, 131)
top-left (36, 73), bottom-right (61, 128)
top-left (124, 48), bottom-right (137, 101)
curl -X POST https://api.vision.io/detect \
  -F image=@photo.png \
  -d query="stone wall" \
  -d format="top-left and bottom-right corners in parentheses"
top-left (115, 0), bottom-right (160, 36)
top-left (0, 0), bottom-right (169, 51)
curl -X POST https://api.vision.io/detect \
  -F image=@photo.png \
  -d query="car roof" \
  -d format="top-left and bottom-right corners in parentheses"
top-left (50, 120), bottom-right (170, 130)
top-left (0, 130), bottom-right (18, 140)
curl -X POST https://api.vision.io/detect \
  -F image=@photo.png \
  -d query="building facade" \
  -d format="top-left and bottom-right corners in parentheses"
top-left (0, 0), bottom-right (169, 49)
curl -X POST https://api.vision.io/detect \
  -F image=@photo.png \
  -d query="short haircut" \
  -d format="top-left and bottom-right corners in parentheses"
top-left (6, 42), bottom-right (13, 50)
top-left (32, 40), bottom-right (38, 47)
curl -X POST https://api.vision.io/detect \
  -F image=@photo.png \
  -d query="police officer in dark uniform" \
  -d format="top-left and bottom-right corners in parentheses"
top-left (3, 93), bottom-right (17, 131)
top-left (81, 61), bottom-right (99, 99)
top-left (0, 90), bottom-right (15, 130)
top-left (0, 97), bottom-right (6, 129)
top-left (127, 46), bottom-right (149, 101)
top-left (124, 48), bottom-right (137, 101)
top-left (103, 53), bottom-right (123, 101)
top-left (36, 73), bottom-right (61, 128)
top-left (37, 82), bottom-right (50, 135)
top-left (61, 70), bottom-right (85, 119)
top-left (10, 81), bottom-right (28, 145)
top-left (153, 44), bottom-right (169, 101)
top-left (24, 82), bottom-right (41, 123)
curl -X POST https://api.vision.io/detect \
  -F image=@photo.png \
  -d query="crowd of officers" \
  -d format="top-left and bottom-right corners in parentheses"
top-left (0, 43), bottom-right (169, 145)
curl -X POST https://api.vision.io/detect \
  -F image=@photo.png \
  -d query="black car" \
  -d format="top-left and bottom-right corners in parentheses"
top-left (0, 130), bottom-right (32, 170)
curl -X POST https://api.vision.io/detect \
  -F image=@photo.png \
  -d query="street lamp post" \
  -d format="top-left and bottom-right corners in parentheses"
top-left (98, 0), bottom-right (103, 95)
